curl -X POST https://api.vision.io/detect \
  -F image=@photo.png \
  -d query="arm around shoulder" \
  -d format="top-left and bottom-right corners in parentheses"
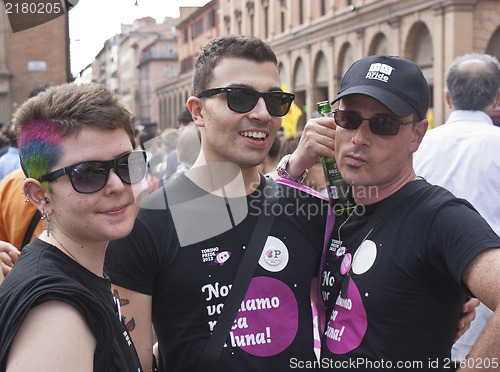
top-left (6, 300), bottom-right (96, 372)
top-left (459, 248), bottom-right (500, 371)
top-left (0, 240), bottom-right (20, 282)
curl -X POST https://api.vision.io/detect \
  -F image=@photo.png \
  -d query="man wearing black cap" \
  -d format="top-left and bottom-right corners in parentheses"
top-left (284, 55), bottom-right (500, 370)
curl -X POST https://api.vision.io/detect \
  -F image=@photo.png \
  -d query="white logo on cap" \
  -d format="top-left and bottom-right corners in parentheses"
top-left (366, 63), bottom-right (394, 83)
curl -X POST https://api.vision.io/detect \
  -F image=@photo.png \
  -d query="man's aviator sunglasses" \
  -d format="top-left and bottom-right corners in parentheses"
top-left (198, 87), bottom-right (295, 117)
top-left (333, 109), bottom-right (420, 136)
top-left (38, 150), bottom-right (148, 194)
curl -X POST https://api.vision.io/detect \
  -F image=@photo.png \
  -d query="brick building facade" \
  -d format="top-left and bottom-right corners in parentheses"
top-left (0, 3), bottom-right (70, 124)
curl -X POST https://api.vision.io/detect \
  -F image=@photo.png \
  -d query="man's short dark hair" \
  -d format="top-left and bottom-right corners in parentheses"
top-left (192, 35), bottom-right (278, 96)
top-left (28, 85), bottom-right (50, 99)
top-left (177, 107), bottom-right (193, 127)
top-left (5, 123), bottom-right (17, 147)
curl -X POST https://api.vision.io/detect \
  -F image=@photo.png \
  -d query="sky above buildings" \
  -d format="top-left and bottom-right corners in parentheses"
top-left (68, 0), bottom-right (210, 76)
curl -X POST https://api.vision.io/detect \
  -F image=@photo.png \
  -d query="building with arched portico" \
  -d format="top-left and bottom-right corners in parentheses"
top-left (157, 0), bottom-right (500, 131)
top-left (265, 0), bottom-right (500, 130)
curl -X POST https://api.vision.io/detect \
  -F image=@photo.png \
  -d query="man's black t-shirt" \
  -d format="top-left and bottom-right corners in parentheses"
top-left (106, 174), bottom-right (329, 371)
top-left (320, 180), bottom-right (500, 371)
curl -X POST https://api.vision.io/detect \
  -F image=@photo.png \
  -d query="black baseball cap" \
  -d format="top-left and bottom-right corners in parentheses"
top-left (331, 55), bottom-right (430, 120)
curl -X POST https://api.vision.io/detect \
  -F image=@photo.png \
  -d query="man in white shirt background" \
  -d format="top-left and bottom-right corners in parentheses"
top-left (414, 52), bottom-right (500, 363)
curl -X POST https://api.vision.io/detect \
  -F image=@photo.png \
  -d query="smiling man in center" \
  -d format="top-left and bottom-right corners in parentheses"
top-left (105, 35), bottom-right (330, 372)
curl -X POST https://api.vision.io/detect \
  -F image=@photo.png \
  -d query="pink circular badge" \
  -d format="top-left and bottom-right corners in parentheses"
top-left (340, 253), bottom-right (352, 275)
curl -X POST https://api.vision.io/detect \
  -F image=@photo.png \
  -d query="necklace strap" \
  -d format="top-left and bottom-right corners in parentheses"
top-left (323, 179), bottom-right (428, 306)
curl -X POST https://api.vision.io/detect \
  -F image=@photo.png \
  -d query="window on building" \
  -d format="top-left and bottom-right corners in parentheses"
top-left (320, 0), bottom-right (326, 16)
top-left (264, 5), bottom-right (269, 39)
top-left (142, 105), bottom-right (151, 123)
top-left (280, 1), bottom-right (286, 33)
top-left (192, 18), bottom-right (204, 39)
top-left (181, 56), bottom-right (194, 74)
top-left (164, 45), bottom-right (175, 58)
top-left (299, 0), bottom-right (304, 24)
top-left (208, 9), bottom-right (216, 29)
top-left (250, 14), bottom-right (254, 36)
top-left (183, 28), bottom-right (189, 44)
top-left (142, 66), bottom-right (150, 80)
top-left (144, 86), bottom-right (150, 99)
top-left (144, 46), bottom-right (157, 61)
top-left (164, 64), bottom-right (177, 78)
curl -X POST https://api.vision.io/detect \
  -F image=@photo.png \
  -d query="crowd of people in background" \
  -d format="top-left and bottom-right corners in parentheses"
top-left (132, 107), bottom-right (201, 196)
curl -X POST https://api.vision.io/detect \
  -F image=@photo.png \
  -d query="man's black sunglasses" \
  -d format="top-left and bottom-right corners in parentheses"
top-left (39, 150), bottom-right (147, 194)
top-left (333, 109), bottom-right (420, 136)
top-left (197, 87), bottom-right (295, 117)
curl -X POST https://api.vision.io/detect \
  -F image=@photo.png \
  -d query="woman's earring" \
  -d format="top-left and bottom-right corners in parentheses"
top-left (41, 209), bottom-right (51, 237)
top-left (23, 183), bottom-right (32, 203)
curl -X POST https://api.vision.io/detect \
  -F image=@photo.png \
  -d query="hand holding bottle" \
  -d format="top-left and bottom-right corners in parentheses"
top-left (284, 110), bottom-right (337, 180)
top-left (317, 101), bottom-right (355, 213)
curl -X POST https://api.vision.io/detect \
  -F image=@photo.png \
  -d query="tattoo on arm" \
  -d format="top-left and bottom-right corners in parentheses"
top-left (113, 289), bottom-right (135, 331)
top-left (126, 318), bottom-right (136, 332)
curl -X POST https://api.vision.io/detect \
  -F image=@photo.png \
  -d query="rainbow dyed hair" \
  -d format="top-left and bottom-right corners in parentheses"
top-left (19, 120), bottom-right (64, 182)
top-left (13, 83), bottom-right (134, 189)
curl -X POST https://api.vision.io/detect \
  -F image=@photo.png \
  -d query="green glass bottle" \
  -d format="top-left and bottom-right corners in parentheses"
top-left (317, 100), bottom-right (355, 213)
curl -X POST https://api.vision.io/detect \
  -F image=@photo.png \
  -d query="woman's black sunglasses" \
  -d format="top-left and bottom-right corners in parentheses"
top-left (38, 150), bottom-right (147, 194)
top-left (198, 87), bottom-right (295, 117)
top-left (333, 109), bottom-right (419, 136)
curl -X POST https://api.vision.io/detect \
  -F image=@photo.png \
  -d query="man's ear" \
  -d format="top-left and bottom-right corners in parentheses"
top-left (187, 96), bottom-right (205, 128)
top-left (493, 91), bottom-right (500, 109)
top-left (410, 119), bottom-right (429, 153)
top-left (445, 91), bottom-right (453, 109)
top-left (23, 179), bottom-right (52, 215)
